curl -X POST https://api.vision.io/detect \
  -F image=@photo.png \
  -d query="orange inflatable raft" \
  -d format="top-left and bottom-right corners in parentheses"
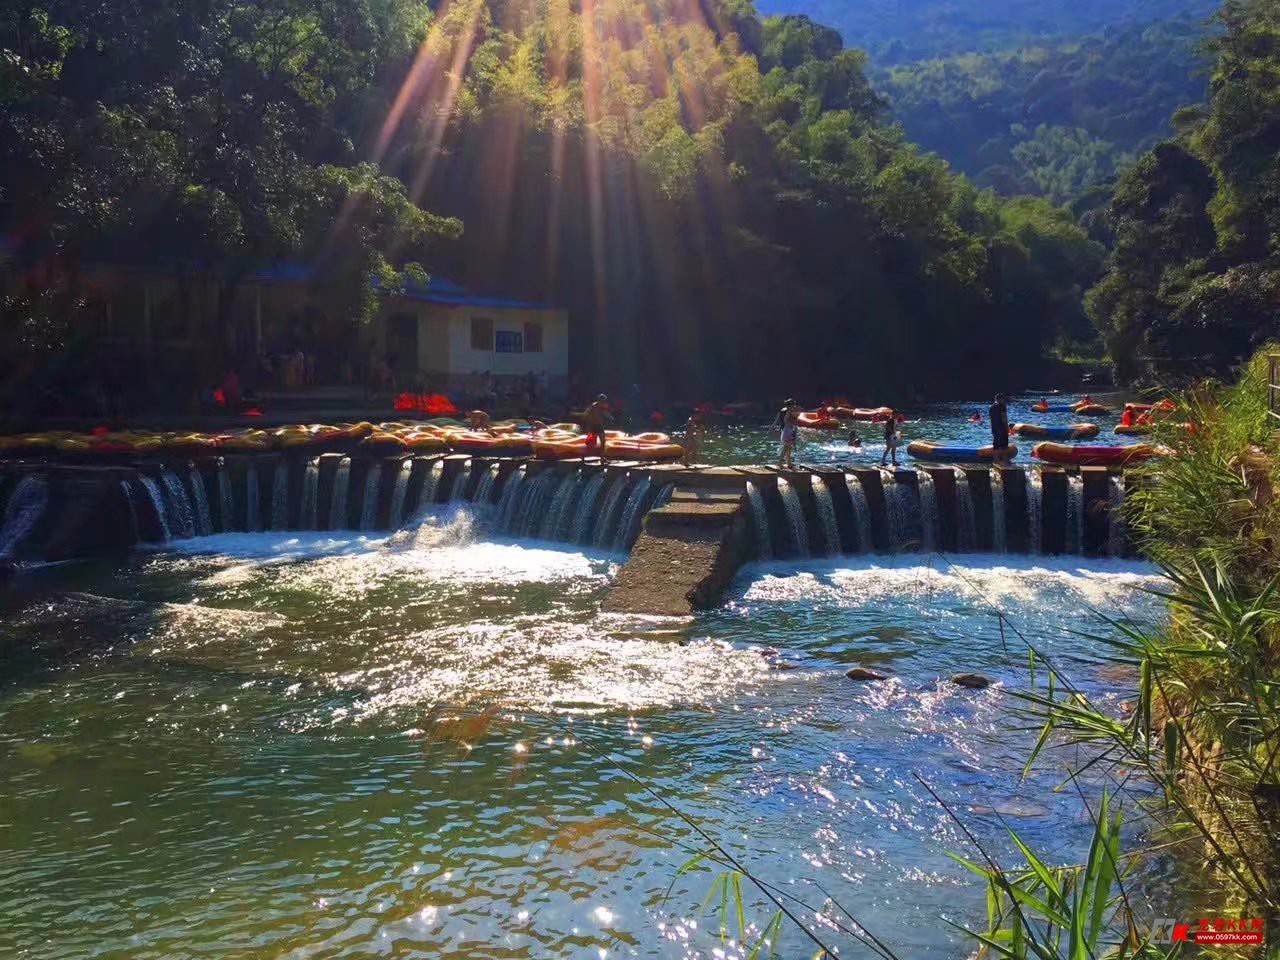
top-left (1031, 442), bottom-right (1163, 466)
top-left (796, 411), bottom-right (842, 431)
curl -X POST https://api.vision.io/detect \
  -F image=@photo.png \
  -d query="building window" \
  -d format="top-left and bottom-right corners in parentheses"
top-left (470, 316), bottom-right (493, 350)
top-left (523, 321), bottom-right (543, 353)
top-left (495, 329), bottom-right (523, 353)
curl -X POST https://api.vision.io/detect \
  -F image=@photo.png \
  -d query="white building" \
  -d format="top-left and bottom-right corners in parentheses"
top-left (373, 277), bottom-right (569, 398)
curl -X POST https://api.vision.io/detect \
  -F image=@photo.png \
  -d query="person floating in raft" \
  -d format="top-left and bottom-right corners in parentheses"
top-left (681, 413), bottom-right (702, 466)
top-left (969, 412), bottom-right (982, 424)
top-left (775, 399), bottom-right (800, 469)
top-left (879, 409), bottom-right (900, 467)
top-left (989, 393), bottom-right (1011, 462)
top-left (584, 393), bottom-right (612, 463)
top-left (847, 428), bottom-right (862, 450)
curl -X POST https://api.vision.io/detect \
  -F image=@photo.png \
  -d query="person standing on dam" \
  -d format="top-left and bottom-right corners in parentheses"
top-left (989, 393), bottom-right (1011, 461)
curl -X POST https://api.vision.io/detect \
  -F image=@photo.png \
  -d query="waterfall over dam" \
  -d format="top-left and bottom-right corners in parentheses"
top-left (0, 456), bottom-right (1134, 602)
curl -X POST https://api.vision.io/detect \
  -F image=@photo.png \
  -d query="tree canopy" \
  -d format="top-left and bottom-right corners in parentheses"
top-left (878, 18), bottom-right (1210, 201)
top-left (2, 0), bottom-right (1112, 400)
top-left (1086, 0), bottom-right (1280, 381)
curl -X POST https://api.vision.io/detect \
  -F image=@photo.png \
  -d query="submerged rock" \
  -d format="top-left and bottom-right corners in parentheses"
top-left (950, 673), bottom-right (991, 689)
top-left (846, 667), bottom-right (887, 682)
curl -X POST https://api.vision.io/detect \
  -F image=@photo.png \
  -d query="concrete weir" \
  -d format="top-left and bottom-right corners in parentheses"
top-left (1, 456), bottom-right (1138, 614)
top-left (602, 471), bottom-right (750, 617)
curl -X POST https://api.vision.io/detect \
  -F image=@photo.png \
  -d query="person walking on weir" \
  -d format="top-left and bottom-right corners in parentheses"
top-left (583, 393), bottom-right (612, 463)
top-left (878, 410), bottom-right (900, 467)
top-left (775, 399), bottom-right (800, 468)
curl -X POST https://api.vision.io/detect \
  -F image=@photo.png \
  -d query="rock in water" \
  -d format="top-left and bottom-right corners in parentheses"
top-left (846, 667), bottom-right (886, 682)
top-left (950, 673), bottom-right (991, 689)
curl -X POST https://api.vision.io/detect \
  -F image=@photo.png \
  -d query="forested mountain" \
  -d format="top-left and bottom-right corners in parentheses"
top-left (1087, 0), bottom-right (1280, 381)
top-left (754, 0), bottom-right (1217, 62)
top-left (878, 18), bottom-right (1209, 201)
top-left (1, 0), bottom-right (1105, 400)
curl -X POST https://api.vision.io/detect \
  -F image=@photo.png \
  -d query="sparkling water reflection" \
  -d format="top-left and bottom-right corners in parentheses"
top-left (0, 532), bottom-right (1164, 959)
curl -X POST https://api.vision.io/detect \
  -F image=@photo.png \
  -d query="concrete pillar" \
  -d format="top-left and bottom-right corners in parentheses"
top-left (315, 453), bottom-right (346, 530)
top-left (926, 466), bottom-right (958, 553)
top-left (1001, 466), bottom-right (1029, 554)
top-left (1080, 466), bottom-right (1111, 557)
top-left (966, 468), bottom-right (993, 552)
top-left (436, 455), bottom-right (470, 504)
top-left (286, 454), bottom-right (309, 529)
top-left (1041, 467), bottom-right (1068, 555)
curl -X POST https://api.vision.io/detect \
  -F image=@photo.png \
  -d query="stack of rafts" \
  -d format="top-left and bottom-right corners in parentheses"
top-left (0, 421), bottom-right (684, 461)
top-left (0, 457), bottom-right (676, 561)
top-left (743, 466), bottom-right (1131, 560)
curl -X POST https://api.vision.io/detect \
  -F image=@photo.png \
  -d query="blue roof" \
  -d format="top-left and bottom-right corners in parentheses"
top-left (396, 275), bottom-right (553, 310)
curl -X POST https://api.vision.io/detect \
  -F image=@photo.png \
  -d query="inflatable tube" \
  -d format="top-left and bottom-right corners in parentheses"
top-left (1073, 403), bottom-right (1111, 417)
top-left (1030, 402), bottom-right (1078, 413)
top-left (1124, 399), bottom-right (1175, 414)
top-left (796, 411), bottom-right (841, 431)
top-left (360, 432), bottom-right (409, 454)
top-left (1113, 423), bottom-right (1151, 436)
top-left (606, 440), bottom-right (684, 461)
top-left (1012, 422), bottom-right (1100, 440)
top-left (1032, 442), bottom-right (1161, 466)
top-left (828, 406), bottom-right (894, 422)
top-left (533, 437), bottom-right (590, 459)
top-left (908, 441), bottom-right (1017, 463)
top-left (447, 431), bottom-right (533, 455)
top-left (401, 431), bottom-right (448, 451)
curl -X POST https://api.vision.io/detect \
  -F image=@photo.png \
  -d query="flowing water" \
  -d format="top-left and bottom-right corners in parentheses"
top-left (746, 482), bottom-right (772, 561)
top-left (0, 475), bottom-right (50, 557)
top-left (244, 464), bottom-right (260, 533)
top-left (190, 468), bottom-right (213, 537)
top-left (301, 461), bottom-right (319, 530)
top-left (360, 464), bottom-right (382, 531)
top-left (270, 464), bottom-right (289, 531)
top-left (846, 473), bottom-right (873, 552)
top-left (1025, 469), bottom-right (1043, 555)
top-left (953, 468), bottom-right (977, 552)
top-left (0, 537), bottom-right (1168, 959)
top-left (810, 476), bottom-right (841, 556)
top-left (990, 469), bottom-right (1006, 553)
top-left (776, 478), bottom-right (810, 557)
top-left (329, 458), bottom-right (352, 531)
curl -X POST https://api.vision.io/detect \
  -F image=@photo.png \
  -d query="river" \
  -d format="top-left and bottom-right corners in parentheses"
top-left (0, 393), bottom-right (1170, 958)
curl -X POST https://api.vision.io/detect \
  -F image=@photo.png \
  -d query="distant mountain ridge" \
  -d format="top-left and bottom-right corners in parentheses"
top-left (753, 0), bottom-right (1217, 61)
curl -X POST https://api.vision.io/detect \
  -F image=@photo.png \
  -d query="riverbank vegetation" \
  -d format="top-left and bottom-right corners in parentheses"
top-left (1011, 345), bottom-right (1280, 942)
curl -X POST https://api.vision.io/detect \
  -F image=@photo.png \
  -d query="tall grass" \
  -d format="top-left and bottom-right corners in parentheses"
top-left (1013, 345), bottom-right (1280, 923)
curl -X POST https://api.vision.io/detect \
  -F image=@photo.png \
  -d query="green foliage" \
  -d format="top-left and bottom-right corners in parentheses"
top-left (753, 0), bottom-right (1217, 62)
top-left (1, 0), bottom-right (1110, 398)
top-left (878, 19), bottom-right (1210, 202)
top-left (1087, 0), bottom-right (1280, 381)
top-left (0, 0), bottom-right (458, 367)
top-left (948, 792), bottom-right (1176, 959)
top-left (1008, 348), bottom-right (1280, 916)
